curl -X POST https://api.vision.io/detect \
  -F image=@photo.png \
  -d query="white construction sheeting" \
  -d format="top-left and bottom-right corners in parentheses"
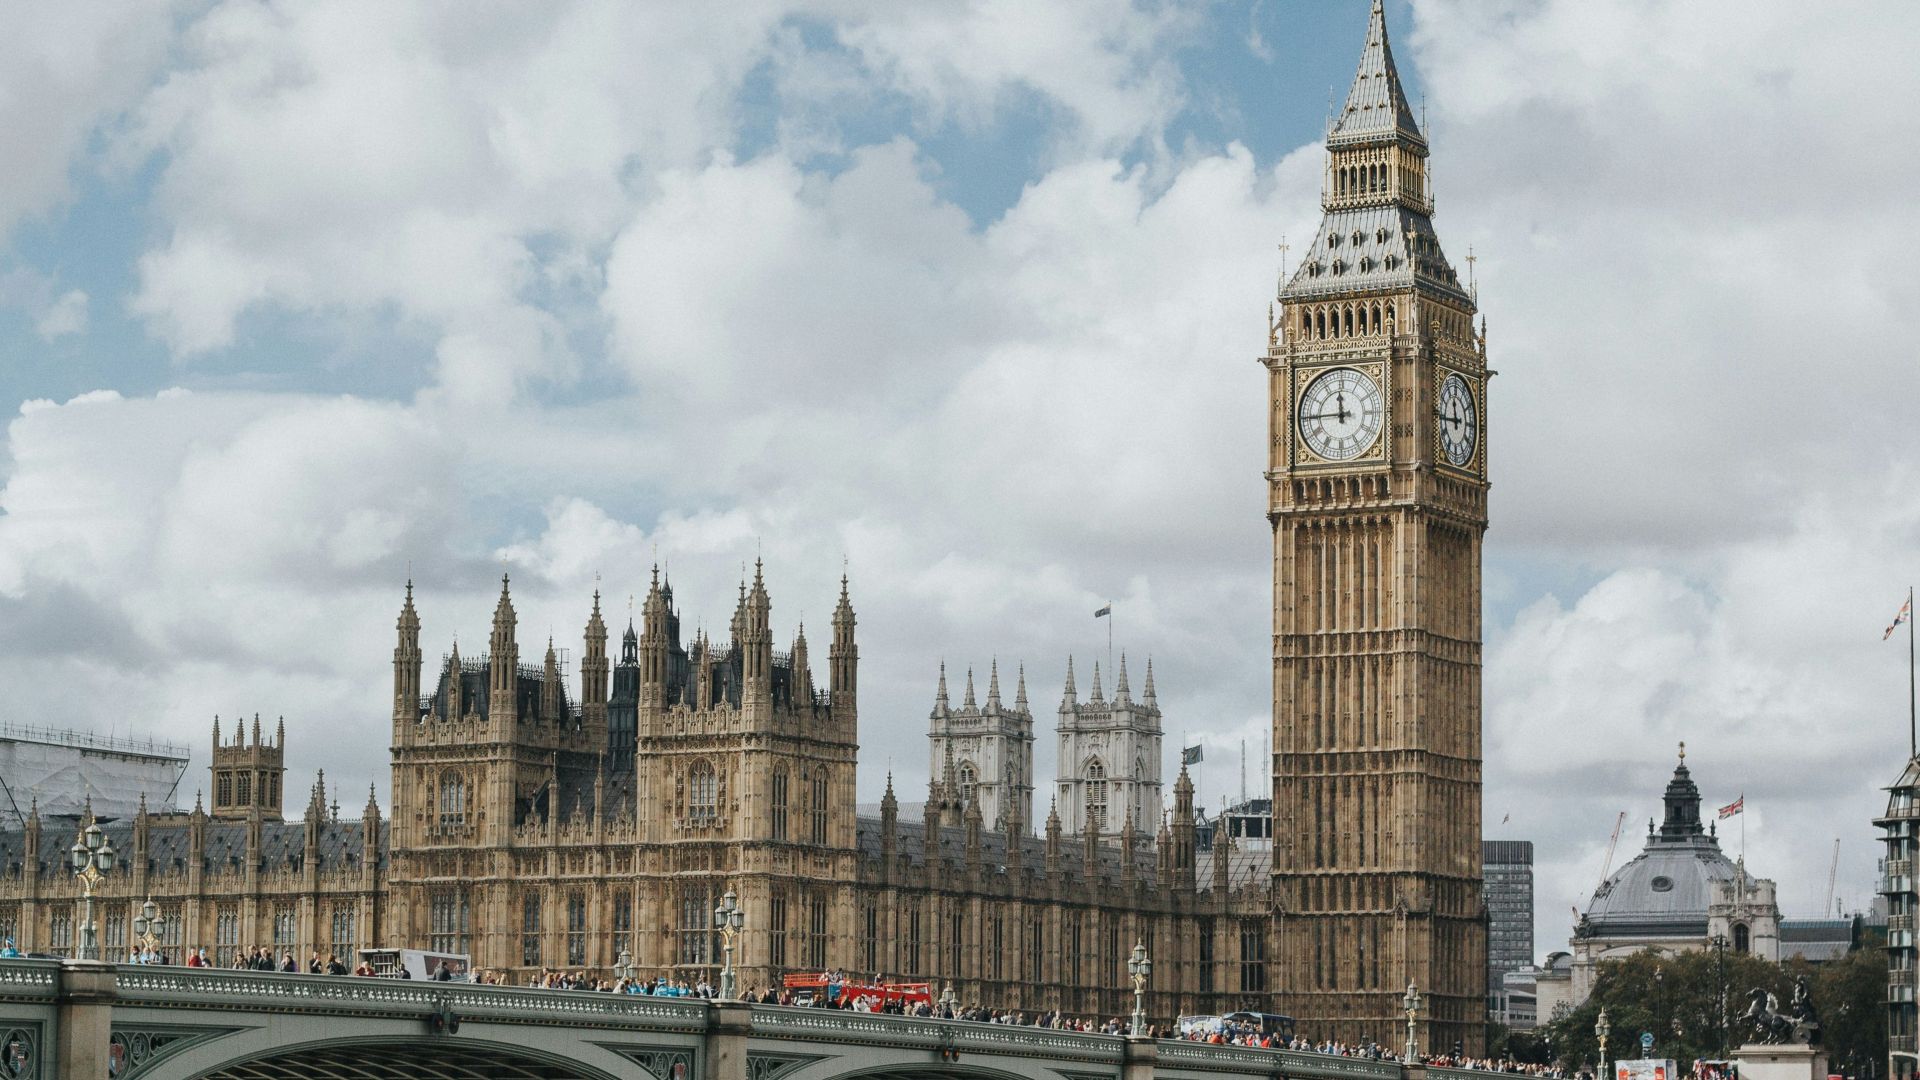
top-left (0, 723), bottom-right (189, 827)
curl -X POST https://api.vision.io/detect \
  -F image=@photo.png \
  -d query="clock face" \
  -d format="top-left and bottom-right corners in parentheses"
top-left (1437, 372), bottom-right (1478, 467)
top-left (1297, 367), bottom-right (1384, 462)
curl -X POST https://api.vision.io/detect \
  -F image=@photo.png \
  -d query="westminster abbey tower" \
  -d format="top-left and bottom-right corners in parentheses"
top-left (1266, 0), bottom-right (1489, 1054)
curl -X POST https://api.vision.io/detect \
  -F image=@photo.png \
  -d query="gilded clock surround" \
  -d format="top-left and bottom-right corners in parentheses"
top-left (1292, 362), bottom-right (1390, 467)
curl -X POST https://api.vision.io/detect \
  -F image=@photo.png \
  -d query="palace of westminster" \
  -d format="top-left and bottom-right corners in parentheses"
top-left (0, 2), bottom-right (1493, 1053)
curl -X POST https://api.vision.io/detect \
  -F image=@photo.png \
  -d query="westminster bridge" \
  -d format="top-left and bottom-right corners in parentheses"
top-left (0, 959), bottom-right (1478, 1080)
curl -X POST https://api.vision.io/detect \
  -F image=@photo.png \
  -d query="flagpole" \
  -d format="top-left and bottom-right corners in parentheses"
top-left (1909, 584), bottom-right (1915, 757)
top-left (1107, 604), bottom-right (1114, 685)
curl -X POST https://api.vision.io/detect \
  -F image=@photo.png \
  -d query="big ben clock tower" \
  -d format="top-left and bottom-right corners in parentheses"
top-left (1266, 0), bottom-right (1488, 1054)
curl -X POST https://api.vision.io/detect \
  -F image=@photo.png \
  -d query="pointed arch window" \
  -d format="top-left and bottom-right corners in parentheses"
top-left (770, 766), bottom-right (789, 841)
top-left (439, 771), bottom-right (467, 828)
top-left (1085, 759), bottom-right (1108, 831)
top-left (958, 762), bottom-right (978, 809)
top-left (1733, 923), bottom-right (1750, 953)
top-left (810, 771), bottom-right (828, 844)
top-left (688, 761), bottom-right (718, 827)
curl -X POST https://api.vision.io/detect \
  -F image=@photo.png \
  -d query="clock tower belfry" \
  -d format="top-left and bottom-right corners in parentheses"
top-left (1265, 0), bottom-right (1488, 1054)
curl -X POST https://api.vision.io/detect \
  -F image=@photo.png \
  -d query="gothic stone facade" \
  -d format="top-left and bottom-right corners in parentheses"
top-left (0, 5), bottom-right (1488, 1039)
top-left (1267, 0), bottom-right (1489, 1055)
top-left (0, 569), bottom-right (1274, 1027)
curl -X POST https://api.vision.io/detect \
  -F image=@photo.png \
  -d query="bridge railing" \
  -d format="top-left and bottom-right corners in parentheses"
top-left (1157, 1038), bottom-right (1405, 1080)
top-left (113, 966), bottom-right (710, 1030)
top-left (751, 1003), bottom-right (1129, 1064)
top-left (0, 961), bottom-right (58, 1005)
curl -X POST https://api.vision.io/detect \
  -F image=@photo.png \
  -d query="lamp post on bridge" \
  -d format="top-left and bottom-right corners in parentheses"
top-left (714, 889), bottom-right (744, 1000)
top-left (613, 948), bottom-right (635, 990)
top-left (1403, 981), bottom-right (1421, 1063)
top-left (1596, 1006), bottom-right (1611, 1080)
top-left (1127, 942), bottom-right (1152, 1036)
top-left (132, 896), bottom-right (167, 962)
top-left (68, 821), bottom-right (115, 962)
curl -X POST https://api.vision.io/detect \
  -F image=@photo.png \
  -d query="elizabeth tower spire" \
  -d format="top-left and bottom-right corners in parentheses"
top-left (1265, 0), bottom-right (1488, 1053)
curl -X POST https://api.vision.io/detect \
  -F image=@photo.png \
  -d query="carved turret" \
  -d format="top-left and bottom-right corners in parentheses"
top-left (393, 583), bottom-right (423, 725)
top-left (639, 566), bottom-right (670, 709)
top-left (581, 589), bottom-right (609, 735)
top-left (488, 574), bottom-right (518, 724)
top-left (391, 580), bottom-right (422, 722)
top-left (1045, 800), bottom-right (1063, 875)
top-left (1171, 766), bottom-right (1197, 889)
top-left (1156, 815), bottom-right (1173, 887)
top-left (1212, 828), bottom-right (1233, 894)
top-left (741, 560), bottom-right (773, 711)
top-left (830, 574), bottom-right (857, 713)
top-left (790, 625), bottom-right (813, 704)
top-left (881, 773), bottom-right (898, 852)
top-left (303, 770), bottom-right (326, 855)
top-left (541, 638), bottom-right (562, 722)
top-left (445, 640), bottom-right (465, 719)
top-left (21, 798), bottom-right (39, 875)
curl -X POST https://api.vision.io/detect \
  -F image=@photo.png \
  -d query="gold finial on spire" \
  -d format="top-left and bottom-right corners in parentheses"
top-left (1678, 740), bottom-right (1686, 762)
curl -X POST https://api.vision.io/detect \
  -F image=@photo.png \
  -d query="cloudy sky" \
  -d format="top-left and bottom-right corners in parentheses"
top-left (1, 0), bottom-right (1915, 960)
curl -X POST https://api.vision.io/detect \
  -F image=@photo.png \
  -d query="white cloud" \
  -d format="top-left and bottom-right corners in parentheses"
top-left (0, 0), bottom-right (1910, 970)
top-left (33, 290), bottom-right (87, 340)
top-left (0, 5), bottom-right (179, 241)
top-left (0, 272), bottom-right (88, 342)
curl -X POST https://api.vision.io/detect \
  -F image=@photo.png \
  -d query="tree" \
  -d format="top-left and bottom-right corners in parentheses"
top-left (1541, 949), bottom-right (1791, 1071)
top-left (1800, 932), bottom-right (1888, 1079)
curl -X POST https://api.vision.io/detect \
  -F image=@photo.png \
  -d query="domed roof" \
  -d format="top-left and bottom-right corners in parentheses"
top-left (1579, 745), bottom-right (1739, 939)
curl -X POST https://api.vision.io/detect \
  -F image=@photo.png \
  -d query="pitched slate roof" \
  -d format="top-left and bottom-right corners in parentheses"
top-left (1329, 0), bottom-right (1424, 148)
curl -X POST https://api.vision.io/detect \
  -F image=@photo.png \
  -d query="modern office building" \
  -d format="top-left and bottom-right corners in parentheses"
top-left (1876, 757), bottom-right (1919, 1080)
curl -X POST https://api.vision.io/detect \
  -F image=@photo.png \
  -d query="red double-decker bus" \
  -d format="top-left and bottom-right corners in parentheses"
top-left (781, 973), bottom-right (931, 1008)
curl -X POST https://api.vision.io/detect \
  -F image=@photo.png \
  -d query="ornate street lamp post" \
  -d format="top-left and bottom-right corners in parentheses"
top-left (1710, 933), bottom-right (1730, 1058)
top-left (69, 822), bottom-right (115, 962)
top-left (132, 897), bottom-right (167, 962)
top-left (713, 889), bottom-right (744, 1000)
top-left (1403, 981), bottom-right (1421, 1062)
top-left (939, 983), bottom-right (958, 1018)
top-left (1596, 1007), bottom-right (1611, 1079)
top-left (613, 948), bottom-right (635, 990)
top-left (1127, 942), bottom-right (1152, 1036)
top-left (1654, 965), bottom-right (1664, 1052)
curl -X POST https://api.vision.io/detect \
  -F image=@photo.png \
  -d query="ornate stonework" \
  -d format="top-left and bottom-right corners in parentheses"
top-left (0, 566), bottom-right (1272, 1027)
top-left (1266, 0), bottom-right (1489, 1054)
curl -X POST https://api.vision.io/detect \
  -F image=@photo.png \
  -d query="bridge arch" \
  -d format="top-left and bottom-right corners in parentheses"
top-left (823, 1066), bottom-right (1056, 1080)
top-left (169, 1035), bottom-right (630, 1080)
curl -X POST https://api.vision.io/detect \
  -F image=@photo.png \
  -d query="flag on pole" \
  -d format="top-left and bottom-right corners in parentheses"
top-left (1888, 596), bottom-right (1913, 640)
top-left (1717, 795), bottom-right (1743, 819)
top-left (1094, 605), bottom-right (1112, 618)
top-left (1182, 745), bottom-right (1203, 765)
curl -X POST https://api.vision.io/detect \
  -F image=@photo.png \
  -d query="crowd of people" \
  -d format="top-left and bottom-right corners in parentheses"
top-left (0, 941), bottom-right (1571, 1072)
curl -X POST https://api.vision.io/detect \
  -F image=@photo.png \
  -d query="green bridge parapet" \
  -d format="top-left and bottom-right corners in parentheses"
top-left (0, 958), bottom-right (1450, 1080)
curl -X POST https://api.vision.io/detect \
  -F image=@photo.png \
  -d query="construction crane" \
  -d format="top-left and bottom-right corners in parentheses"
top-left (1596, 810), bottom-right (1627, 892)
top-left (1826, 838), bottom-right (1841, 917)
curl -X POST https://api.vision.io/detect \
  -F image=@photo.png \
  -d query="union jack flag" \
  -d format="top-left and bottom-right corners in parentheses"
top-left (1717, 796), bottom-right (1743, 819)
top-left (1887, 596), bottom-right (1912, 641)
